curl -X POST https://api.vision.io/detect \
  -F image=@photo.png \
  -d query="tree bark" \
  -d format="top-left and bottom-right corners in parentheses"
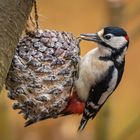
top-left (0, 0), bottom-right (34, 93)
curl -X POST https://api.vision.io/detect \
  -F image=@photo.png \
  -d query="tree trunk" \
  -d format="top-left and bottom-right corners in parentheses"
top-left (0, 0), bottom-right (34, 93)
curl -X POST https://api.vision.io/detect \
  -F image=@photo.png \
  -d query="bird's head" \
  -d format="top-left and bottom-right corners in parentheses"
top-left (80, 26), bottom-right (129, 56)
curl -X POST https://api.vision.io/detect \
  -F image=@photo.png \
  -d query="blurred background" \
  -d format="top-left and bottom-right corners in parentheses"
top-left (0, 0), bottom-right (140, 140)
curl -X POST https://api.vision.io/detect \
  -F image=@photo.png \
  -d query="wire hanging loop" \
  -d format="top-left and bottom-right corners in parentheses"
top-left (34, 0), bottom-right (39, 29)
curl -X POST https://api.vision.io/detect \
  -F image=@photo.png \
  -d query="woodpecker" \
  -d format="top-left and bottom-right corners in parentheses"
top-left (62, 26), bottom-right (129, 131)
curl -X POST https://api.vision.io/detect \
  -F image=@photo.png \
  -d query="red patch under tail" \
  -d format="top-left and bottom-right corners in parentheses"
top-left (62, 91), bottom-right (85, 115)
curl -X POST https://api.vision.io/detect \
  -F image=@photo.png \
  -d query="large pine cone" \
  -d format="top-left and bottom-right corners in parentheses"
top-left (5, 29), bottom-right (80, 126)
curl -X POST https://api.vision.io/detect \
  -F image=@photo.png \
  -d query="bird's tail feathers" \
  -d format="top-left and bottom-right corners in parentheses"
top-left (78, 117), bottom-right (89, 131)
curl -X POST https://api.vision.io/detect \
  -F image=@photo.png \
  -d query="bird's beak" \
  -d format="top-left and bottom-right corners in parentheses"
top-left (80, 33), bottom-right (101, 43)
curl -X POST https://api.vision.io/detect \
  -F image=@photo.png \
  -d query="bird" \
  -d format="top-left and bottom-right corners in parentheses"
top-left (62, 26), bottom-right (129, 131)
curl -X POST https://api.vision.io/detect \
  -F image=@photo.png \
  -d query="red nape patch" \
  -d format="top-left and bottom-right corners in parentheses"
top-left (63, 94), bottom-right (85, 115)
top-left (125, 35), bottom-right (129, 41)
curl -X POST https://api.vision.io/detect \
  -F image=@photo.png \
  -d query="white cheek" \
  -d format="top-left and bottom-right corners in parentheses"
top-left (107, 37), bottom-right (127, 49)
top-left (98, 29), bottom-right (104, 36)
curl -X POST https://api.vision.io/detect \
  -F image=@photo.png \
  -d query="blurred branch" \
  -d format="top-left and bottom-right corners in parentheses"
top-left (115, 115), bottom-right (140, 140)
top-left (94, 103), bottom-right (110, 140)
top-left (123, 2), bottom-right (140, 24)
top-left (106, 0), bottom-right (124, 25)
top-left (0, 0), bottom-right (34, 93)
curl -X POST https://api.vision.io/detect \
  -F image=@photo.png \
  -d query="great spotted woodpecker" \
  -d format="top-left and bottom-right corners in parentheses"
top-left (63, 26), bottom-right (129, 131)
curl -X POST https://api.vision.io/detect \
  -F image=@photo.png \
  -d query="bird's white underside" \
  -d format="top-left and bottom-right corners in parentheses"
top-left (74, 47), bottom-right (115, 102)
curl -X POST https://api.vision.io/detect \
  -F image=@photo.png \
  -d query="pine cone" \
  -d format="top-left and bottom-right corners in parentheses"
top-left (5, 29), bottom-right (80, 126)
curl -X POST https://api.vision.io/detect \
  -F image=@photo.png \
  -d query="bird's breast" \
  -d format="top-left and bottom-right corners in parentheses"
top-left (75, 53), bottom-right (114, 102)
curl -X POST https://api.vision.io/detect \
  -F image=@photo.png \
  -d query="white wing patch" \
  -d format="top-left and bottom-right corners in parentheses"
top-left (98, 68), bottom-right (118, 105)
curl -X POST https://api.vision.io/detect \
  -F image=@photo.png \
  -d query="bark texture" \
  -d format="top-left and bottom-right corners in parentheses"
top-left (0, 0), bottom-right (34, 92)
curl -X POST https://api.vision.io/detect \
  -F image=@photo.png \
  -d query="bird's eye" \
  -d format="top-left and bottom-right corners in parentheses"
top-left (104, 35), bottom-right (111, 40)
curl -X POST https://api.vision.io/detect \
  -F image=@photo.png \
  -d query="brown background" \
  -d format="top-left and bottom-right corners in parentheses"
top-left (0, 0), bottom-right (140, 140)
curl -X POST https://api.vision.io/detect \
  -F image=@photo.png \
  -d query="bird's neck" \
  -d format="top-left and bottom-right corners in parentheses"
top-left (98, 45), bottom-right (112, 57)
top-left (98, 45), bottom-right (127, 64)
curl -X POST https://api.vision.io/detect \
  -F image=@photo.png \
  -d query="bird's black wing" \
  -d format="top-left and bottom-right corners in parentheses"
top-left (78, 65), bottom-right (115, 131)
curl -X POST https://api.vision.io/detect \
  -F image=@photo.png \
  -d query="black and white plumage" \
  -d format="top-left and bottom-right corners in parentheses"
top-left (75, 27), bottom-right (129, 131)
